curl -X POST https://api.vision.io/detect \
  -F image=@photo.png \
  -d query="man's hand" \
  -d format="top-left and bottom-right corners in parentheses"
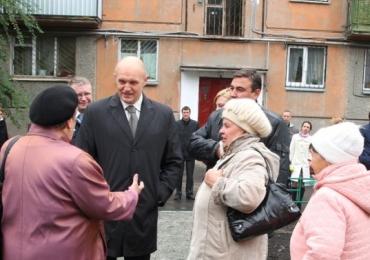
top-left (129, 174), bottom-right (144, 194)
top-left (204, 169), bottom-right (223, 188)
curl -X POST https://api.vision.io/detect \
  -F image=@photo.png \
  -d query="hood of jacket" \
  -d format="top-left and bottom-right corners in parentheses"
top-left (224, 134), bottom-right (280, 181)
top-left (314, 161), bottom-right (370, 214)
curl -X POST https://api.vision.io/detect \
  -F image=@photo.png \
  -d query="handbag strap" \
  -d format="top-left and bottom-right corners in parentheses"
top-left (0, 136), bottom-right (22, 183)
top-left (250, 147), bottom-right (274, 183)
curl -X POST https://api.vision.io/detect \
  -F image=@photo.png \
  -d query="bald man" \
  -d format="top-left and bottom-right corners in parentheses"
top-left (74, 57), bottom-right (182, 260)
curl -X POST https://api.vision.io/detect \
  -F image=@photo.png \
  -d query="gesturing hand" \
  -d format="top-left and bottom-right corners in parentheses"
top-left (129, 174), bottom-right (145, 194)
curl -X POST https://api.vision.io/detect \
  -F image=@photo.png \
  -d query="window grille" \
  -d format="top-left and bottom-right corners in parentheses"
top-left (13, 36), bottom-right (76, 77)
top-left (121, 39), bottom-right (158, 82)
top-left (206, 0), bottom-right (243, 37)
top-left (286, 46), bottom-right (326, 90)
top-left (364, 50), bottom-right (370, 92)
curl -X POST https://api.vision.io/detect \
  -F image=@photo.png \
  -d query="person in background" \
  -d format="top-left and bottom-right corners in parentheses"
top-left (70, 76), bottom-right (93, 141)
top-left (359, 112), bottom-right (370, 170)
top-left (330, 115), bottom-right (344, 125)
top-left (74, 56), bottom-right (182, 260)
top-left (187, 98), bottom-right (279, 260)
top-left (174, 106), bottom-right (199, 201)
top-left (189, 69), bottom-right (290, 186)
top-left (289, 121), bottom-right (313, 207)
top-left (1, 85), bottom-right (143, 260)
top-left (282, 110), bottom-right (299, 142)
top-left (0, 108), bottom-right (9, 148)
top-left (290, 122), bottom-right (370, 259)
top-left (213, 88), bottom-right (231, 110)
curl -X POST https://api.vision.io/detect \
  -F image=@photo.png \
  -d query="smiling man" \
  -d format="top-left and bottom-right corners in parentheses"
top-left (70, 76), bottom-right (93, 141)
top-left (74, 56), bottom-right (182, 260)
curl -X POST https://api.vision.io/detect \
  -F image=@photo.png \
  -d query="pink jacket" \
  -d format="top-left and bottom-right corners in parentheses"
top-left (290, 161), bottom-right (370, 260)
top-left (1, 125), bottom-right (139, 260)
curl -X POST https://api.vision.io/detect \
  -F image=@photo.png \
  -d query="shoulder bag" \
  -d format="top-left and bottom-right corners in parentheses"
top-left (226, 148), bottom-right (301, 242)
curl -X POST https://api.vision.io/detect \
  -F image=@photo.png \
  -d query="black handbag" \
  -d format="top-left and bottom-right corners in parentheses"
top-left (226, 149), bottom-right (301, 242)
top-left (0, 136), bottom-right (21, 259)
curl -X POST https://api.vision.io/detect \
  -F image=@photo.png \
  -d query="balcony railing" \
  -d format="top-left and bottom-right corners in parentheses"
top-left (27, 0), bottom-right (102, 19)
top-left (348, 0), bottom-right (370, 40)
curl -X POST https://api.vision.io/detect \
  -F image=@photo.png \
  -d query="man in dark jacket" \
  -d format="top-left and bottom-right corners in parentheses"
top-left (74, 57), bottom-right (182, 260)
top-left (0, 108), bottom-right (9, 148)
top-left (70, 76), bottom-right (93, 142)
top-left (189, 69), bottom-right (291, 185)
top-left (359, 112), bottom-right (370, 170)
top-left (174, 106), bottom-right (199, 200)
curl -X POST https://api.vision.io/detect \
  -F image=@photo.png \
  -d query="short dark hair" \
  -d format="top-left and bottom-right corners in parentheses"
top-left (233, 69), bottom-right (262, 92)
top-left (301, 120), bottom-right (313, 131)
top-left (182, 106), bottom-right (191, 112)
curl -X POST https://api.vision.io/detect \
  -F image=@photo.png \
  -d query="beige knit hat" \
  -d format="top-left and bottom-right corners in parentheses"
top-left (222, 98), bottom-right (272, 138)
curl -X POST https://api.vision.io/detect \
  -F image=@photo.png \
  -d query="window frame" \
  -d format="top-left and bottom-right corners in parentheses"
top-left (119, 38), bottom-right (159, 84)
top-left (11, 36), bottom-right (75, 78)
top-left (204, 0), bottom-right (245, 37)
top-left (289, 0), bottom-right (330, 4)
top-left (286, 45), bottom-right (327, 91)
top-left (363, 49), bottom-right (370, 94)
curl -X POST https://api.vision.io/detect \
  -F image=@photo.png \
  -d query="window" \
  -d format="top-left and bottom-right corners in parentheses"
top-left (205, 0), bottom-right (243, 37)
top-left (290, 0), bottom-right (329, 3)
top-left (364, 50), bottom-right (370, 92)
top-left (120, 39), bottom-right (158, 82)
top-left (13, 36), bottom-right (76, 77)
top-left (286, 46), bottom-right (326, 90)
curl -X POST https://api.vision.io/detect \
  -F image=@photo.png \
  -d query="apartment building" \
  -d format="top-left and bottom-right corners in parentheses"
top-left (4, 0), bottom-right (370, 131)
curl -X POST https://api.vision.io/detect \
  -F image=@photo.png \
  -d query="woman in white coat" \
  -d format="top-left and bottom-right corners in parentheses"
top-left (289, 121), bottom-right (313, 206)
top-left (187, 98), bottom-right (280, 260)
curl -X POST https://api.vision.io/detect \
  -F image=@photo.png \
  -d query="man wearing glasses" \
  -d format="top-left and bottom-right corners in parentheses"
top-left (189, 69), bottom-right (291, 186)
top-left (70, 76), bottom-right (93, 141)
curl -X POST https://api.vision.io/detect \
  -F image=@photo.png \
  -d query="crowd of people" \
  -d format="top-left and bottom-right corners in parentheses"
top-left (1, 59), bottom-right (370, 259)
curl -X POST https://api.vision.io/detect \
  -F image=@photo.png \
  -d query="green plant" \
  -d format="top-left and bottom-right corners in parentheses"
top-left (0, 0), bottom-right (42, 127)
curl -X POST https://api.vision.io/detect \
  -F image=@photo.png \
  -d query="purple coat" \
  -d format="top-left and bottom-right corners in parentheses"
top-left (1, 125), bottom-right (139, 260)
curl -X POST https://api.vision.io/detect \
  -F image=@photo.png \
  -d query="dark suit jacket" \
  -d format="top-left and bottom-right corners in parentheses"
top-left (175, 118), bottom-right (199, 160)
top-left (0, 119), bottom-right (9, 148)
top-left (74, 94), bottom-right (182, 257)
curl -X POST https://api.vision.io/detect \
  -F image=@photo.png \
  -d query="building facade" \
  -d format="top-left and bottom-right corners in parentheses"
top-left (4, 0), bottom-right (370, 133)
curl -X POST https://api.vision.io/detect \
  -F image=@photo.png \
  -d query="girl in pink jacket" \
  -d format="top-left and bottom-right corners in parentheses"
top-left (290, 122), bottom-right (370, 260)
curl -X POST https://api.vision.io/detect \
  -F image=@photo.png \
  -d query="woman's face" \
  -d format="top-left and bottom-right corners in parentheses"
top-left (309, 146), bottom-right (330, 175)
top-left (301, 122), bottom-right (311, 135)
top-left (215, 96), bottom-right (229, 110)
top-left (219, 118), bottom-right (245, 147)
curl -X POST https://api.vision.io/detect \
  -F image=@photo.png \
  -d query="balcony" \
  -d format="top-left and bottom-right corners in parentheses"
top-left (26, 0), bottom-right (102, 28)
top-left (347, 0), bottom-right (370, 40)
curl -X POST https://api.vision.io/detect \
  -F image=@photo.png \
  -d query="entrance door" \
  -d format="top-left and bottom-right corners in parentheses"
top-left (198, 77), bottom-right (231, 127)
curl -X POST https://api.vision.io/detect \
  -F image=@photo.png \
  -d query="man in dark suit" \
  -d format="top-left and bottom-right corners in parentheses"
top-left (74, 57), bottom-right (182, 260)
top-left (0, 108), bottom-right (9, 148)
top-left (174, 106), bottom-right (199, 201)
top-left (70, 76), bottom-right (93, 142)
top-left (360, 112), bottom-right (370, 170)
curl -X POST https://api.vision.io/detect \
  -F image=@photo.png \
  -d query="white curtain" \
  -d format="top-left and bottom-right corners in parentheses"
top-left (307, 47), bottom-right (324, 85)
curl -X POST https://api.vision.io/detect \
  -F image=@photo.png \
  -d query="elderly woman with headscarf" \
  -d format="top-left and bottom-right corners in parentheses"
top-left (290, 122), bottom-right (370, 260)
top-left (187, 98), bottom-right (280, 260)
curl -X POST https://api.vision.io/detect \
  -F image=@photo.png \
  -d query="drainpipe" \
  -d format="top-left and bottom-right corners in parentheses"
top-left (185, 0), bottom-right (188, 32)
top-left (262, 0), bottom-right (265, 34)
